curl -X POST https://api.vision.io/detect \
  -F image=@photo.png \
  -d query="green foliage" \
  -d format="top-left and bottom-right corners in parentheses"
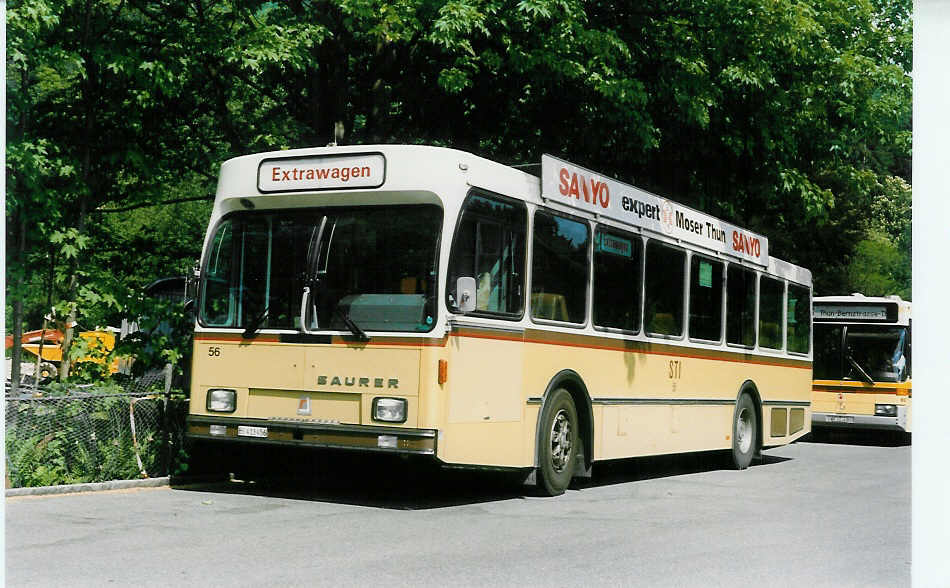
top-left (846, 230), bottom-right (909, 299)
top-left (7, 0), bottom-right (912, 355)
top-left (5, 383), bottom-right (173, 487)
top-left (113, 295), bottom-right (194, 379)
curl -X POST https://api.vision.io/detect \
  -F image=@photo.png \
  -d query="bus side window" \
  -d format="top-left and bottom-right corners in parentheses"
top-left (726, 264), bottom-right (756, 347)
top-left (447, 193), bottom-right (526, 317)
top-left (786, 283), bottom-right (810, 354)
top-left (593, 228), bottom-right (642, 332)
top-left (758, 276), bottom-right (784, 350)
top-left (688, 254), bottom-right (724, 342)
top-left (644, 240), bottom-right (686, 337)
top-left (531, 212), bottom-right (590, 324)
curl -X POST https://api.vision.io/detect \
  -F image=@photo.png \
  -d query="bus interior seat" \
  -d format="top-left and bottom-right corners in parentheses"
top-left (476, 272), bottom-right (492, 310)
top-left (531, 293), bottom-right (570, 322)
top-left (648, 312), bottom-right (677, 334)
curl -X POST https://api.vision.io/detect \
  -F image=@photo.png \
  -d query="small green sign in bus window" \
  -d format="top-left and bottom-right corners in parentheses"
top-left (699, 260), bottom-right (712, 287)
top-left (597, 233), bottom-right (633, 258)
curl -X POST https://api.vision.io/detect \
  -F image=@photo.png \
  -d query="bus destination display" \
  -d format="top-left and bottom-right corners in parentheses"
top-left (258, 153), bottom-right (385, 192)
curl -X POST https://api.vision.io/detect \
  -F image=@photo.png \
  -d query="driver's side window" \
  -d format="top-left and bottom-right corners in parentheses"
top-left (447, 192), bottom-right (526, 317)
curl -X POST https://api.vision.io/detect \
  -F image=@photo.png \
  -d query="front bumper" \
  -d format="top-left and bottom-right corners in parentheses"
top-left (187, 415), bottom-right (438, 456)
top-left (812, 409), bottom-right (909, 432)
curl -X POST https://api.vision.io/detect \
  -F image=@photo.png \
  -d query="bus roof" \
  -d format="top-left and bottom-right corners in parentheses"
top-left (213, 144), bottom-right (811, 285)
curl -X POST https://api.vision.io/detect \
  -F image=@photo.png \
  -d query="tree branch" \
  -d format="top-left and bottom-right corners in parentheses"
top-left (95, 195), bottom-right (213, 214)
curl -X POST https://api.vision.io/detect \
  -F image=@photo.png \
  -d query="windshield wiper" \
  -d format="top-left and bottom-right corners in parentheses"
top-left (335, 306), bottom-right (370, 342)
top-left (846, 351), bottom-right (875, 385)
top-left (242, 307), bottom-right (269, 339)
top-left (300, 216), bottom-right (329, 333)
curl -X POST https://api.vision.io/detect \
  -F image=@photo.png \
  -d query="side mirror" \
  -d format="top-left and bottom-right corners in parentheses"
top-left (186, 261), bottom-right (200, 300)
top-left (456, 277), bottom-right (476, 313)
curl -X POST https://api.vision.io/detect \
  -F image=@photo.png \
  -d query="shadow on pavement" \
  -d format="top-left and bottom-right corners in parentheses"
top-left (173, 448), bottom-right (527, 510)
top-left (173, 444), bottom-right (794, 508)
top-left (802, 429), bottom-right (911, 447)
top-left (575, 449), bottom-right (790, 490)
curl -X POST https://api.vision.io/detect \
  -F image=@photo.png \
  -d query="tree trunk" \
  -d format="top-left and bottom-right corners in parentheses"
top-left (314, 10), bottom-right (348, 146)
top-left (61, 8), bottom-right (97, 380)
top-left (10, 215), bottom-right (25, 394)
top-left (9, 61), bottom-right (34, 394)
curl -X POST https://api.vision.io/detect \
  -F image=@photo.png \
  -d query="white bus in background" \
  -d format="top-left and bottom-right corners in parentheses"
top-left (186, 144), bottom-right (813, 495)
top-left (812, 294), bottom-right (912, 434)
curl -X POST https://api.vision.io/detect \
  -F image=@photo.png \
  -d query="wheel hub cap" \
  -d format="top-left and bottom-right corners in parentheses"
top-left (737, 407), bottom-right (753, 453)
top-left (550, 409), bottom-right (572, 472)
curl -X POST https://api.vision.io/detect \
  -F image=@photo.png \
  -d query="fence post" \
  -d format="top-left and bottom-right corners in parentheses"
top-left (162, 362), bottom-right (173, 476)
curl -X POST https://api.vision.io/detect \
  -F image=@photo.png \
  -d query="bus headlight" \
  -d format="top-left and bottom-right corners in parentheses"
top-left (874, 404), bottom-right (897, 417)
top-left (207, 389), bottom-right (237, 413)
top-left (372, 398), bottom-right (407, 423)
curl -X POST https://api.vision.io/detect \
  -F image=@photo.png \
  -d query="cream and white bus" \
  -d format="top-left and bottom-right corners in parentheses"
top-left (812, 295), bottom-right (911, 434)
top-left (186, 145), bottom-right (813, 495)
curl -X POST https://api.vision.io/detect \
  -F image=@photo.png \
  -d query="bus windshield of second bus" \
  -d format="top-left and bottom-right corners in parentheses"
top-left (814, 311), bottom-right (909, 384)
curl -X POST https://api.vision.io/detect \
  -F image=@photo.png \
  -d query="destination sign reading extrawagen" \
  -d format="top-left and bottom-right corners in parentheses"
top-left (258, 153), bottom-right (385, 192)
top-left (541, 154), bottom-right (769, 265)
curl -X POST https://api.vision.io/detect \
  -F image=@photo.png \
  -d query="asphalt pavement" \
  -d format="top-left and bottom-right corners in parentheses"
top-left (6, 436), bottom-right (910, 587)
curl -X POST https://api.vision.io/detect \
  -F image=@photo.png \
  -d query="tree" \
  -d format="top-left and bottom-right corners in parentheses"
top-left (846, 230), bottom-right (906, 298)
top-left (6, 0), bottom-right (912, 384)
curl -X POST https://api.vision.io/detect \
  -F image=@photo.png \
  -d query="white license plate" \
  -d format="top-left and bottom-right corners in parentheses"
top-left (237, 425), bottom-right (268, 438)
top-left (827, 415), bottom-right (854, 424)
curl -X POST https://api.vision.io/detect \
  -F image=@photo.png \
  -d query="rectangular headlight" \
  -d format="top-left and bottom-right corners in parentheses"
top-left (207, 388), bottom-right (237, 413)
top-left (372, 397), bottom-right (407, 423)
top-left (874, 404), bottom-right (897, 417)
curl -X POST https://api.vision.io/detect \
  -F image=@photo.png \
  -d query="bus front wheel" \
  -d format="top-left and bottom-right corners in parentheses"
top-left (536, 388), bottom-right (578, 496)
top-left (732, 393), bottom-right (757, 469)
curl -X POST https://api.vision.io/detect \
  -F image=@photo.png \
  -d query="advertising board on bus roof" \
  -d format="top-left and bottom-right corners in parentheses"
top-left (541, 154), bottom-right (769, 266)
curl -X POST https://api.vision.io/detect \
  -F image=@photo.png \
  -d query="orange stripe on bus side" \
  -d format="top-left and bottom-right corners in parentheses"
top-left (193, 333), bottom-right (450, 347)
top-left (194, 333), bottom-right (281, 343)
top-left (450, 327), bottom-right (811, 369)
top-left (813, 384), bottom-right (912, 397)
top-left (193, 328), bottom-right (812, 369)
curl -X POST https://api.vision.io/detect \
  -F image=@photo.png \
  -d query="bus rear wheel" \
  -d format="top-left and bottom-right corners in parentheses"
top-left (536, 388), bottom-right (578, 496)
top-left (732, 393), bottom-right (757, 470)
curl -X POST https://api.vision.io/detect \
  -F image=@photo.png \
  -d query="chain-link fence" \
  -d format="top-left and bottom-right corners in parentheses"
top-left (5, 370), bottom-right (189, 488)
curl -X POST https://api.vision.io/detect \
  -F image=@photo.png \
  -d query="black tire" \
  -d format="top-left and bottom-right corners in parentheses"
top-left (536, 388), bottom-right (579, 496)
top-left (180, 440), bottom-right (232, 482)
top-left (732, 393), bottom-right (757, 469)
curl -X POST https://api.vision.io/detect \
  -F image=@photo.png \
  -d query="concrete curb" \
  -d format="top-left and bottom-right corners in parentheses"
top-left (6, 476), bottom-right (170, 497)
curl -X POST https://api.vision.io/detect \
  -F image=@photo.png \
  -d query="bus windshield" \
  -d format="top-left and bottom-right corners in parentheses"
top-left (199, 204), bottom-right (442, 333)
top-left (814, 324), bottom-right (908, 383)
